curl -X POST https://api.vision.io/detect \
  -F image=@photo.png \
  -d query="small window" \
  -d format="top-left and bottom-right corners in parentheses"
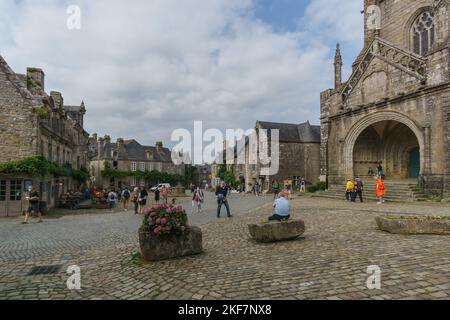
top-left (140, 162), bottom-right (146, 171)
top-left (131, 162), bottom-right (137, 172)
top-left (9, 180), bottom-right (22, 201)
top-left (0, 180), bottom-right (6, 201)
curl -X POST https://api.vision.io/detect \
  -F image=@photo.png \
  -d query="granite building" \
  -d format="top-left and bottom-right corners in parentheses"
top-left (0, 55), bottom-right (90, 216)
top-left (320, 0), bottom-right (450, 199)
top-left (88, 136), bottom-right (185, 190)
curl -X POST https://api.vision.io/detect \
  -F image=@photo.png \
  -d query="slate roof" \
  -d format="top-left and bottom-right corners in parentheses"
top-left (257, 121), bottom-right (320, 143)
top-left (91, 139), bottom-right (173, 162)
top-left (63, 104), bottom-right (85, 121)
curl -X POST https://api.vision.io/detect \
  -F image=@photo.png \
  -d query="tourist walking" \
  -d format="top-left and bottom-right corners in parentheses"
top-left (300, 178), bottom-right (306, 193)
top-left (154, 187), bottom-right (160, 204)
top-left (107, 189), bottom-right (118, 213)
top-left (353, 177), bottom-right (364, 203)
top-left (22, 185), bottom-right (43, 224)
top-left (269, 191), bottom-right (291, 221)
top-left (161, 185), bottom-right (169, 205)
top-left (286, 183), bottom-right (293, 200)
top-left (345, 179), bottom-right (355, 202)
top-left (375, 176), bottom-right (386, 204)
top-left (131, 187), bottom-right (140, 214)
top-left (368, 167), bottom-right (375, 178)
top-left (121, 187), bottom-right (131, 211)
top-left (138, 187), bottom-right (148, 214)
top-left (216, 181), bottom-right (232, 218)
top-left (377, 162), bottom-right (384, 178)
top-left (272, 180), bottom-right (280, 199)
top-left (192, 186), bottom-right (204, 213)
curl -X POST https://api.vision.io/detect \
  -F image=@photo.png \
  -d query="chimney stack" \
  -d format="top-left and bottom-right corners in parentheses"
top-left (156, 141), bottom-right (163, 153)
top-left (50, 91), bottom-right (64, 109)
top-left (117, 138), bottom-right (125, 152)
top-left (104, 135), bottom-right (111, 144)
top-left (26, 67), bottom-right (45, 91)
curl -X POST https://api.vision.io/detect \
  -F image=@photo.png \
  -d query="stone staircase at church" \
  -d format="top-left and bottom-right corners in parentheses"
top-left (313, 179), bottom-right (428, 203)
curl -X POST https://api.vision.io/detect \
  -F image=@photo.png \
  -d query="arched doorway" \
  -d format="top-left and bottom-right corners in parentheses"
top-left (343, 111), bottom-right (425, 179)
top-left (353, 120), bottom-right (420, 179)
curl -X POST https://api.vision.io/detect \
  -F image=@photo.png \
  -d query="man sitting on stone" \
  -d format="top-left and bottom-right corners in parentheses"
top-left (269, 191), bottom-right (291, 222)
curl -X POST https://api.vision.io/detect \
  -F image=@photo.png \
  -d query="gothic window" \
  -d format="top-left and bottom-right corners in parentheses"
top-left (412, 11), bottom-right (435, 56)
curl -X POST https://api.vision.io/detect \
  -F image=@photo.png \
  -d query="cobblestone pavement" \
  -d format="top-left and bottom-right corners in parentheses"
top-left (0, 196), bottom-right (449, 300)
top-left (0, 192), bottom-right (271, 262)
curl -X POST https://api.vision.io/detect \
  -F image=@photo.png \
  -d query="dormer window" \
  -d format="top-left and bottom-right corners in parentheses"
top-left (412, 11), bottom-right (435, 56)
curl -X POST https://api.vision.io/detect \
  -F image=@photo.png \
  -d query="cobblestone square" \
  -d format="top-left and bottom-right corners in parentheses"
top-left (1, 194), bottom-right (449, 300)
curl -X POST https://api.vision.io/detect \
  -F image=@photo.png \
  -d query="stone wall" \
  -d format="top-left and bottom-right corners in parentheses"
top-left (0, 58), bottom-right (38, 161)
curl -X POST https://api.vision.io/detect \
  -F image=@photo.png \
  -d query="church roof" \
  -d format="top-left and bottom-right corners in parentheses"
top-left (257, 121), bottom-right (321, 143)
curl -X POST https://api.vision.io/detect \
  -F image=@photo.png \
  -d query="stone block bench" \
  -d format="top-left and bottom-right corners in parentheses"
top-left (376, 215), bottom-right (450, 235)
top-left (248, 219), bottom-right (305, 243)
top-left (139, 226), bottom-right (203, 261)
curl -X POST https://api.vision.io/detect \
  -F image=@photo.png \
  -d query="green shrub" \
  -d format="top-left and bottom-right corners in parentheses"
top-left (307, 181), bottom-right (327, 193)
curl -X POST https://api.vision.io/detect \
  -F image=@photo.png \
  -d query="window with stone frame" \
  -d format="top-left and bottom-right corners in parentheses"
top-left (131, 162), bottom-right (137, 172)
top-left (412, 11), bottom-right (435, 56)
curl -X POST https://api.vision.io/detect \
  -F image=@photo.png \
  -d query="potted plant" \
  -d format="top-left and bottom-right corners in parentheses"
top-left (139, 204), bottom-right (203, 261)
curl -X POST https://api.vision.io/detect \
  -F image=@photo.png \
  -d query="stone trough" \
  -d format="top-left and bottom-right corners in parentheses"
top-left (376, 215), bottom-right (450, 235)
top-left (139, 226), bottom-right (203, 261)
top-left (248, 219), bottom-right (305, 243)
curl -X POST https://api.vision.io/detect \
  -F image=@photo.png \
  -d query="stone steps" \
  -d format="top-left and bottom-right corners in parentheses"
top-left (313, 180), bottom-right (428, 202)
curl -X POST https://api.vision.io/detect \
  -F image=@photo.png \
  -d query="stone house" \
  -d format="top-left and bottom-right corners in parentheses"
top-left (88, 136), bottom-right (185, 190)
top-left (320, 0), bottom-right (450, 198)
top-left (0, 55), bottom-right (90, 216)
top-left (241, 121), bottom-right (321, 192)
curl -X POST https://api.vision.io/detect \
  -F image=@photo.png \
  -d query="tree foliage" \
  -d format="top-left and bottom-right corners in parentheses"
top-left (101, 161), bottom-right (186, 185)
top-left (0, 155), bottom-right (89, 184)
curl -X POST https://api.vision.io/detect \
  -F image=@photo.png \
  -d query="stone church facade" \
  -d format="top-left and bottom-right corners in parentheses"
top-left (320, 0), bottom-right (450, 198)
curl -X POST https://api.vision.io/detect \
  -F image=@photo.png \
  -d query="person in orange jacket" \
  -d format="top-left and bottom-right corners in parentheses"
top-left (375, 176), bottom-right (386, 204)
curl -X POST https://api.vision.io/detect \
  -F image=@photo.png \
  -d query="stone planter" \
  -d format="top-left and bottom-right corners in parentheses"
top-left (248, 219), bottom-right (305, 243)
top-left (139, 226), bottom-right (203, 261)
top-left (376, 215), bottom-right (450, 235)
top-left (172, 184), bottom-right (187, 197)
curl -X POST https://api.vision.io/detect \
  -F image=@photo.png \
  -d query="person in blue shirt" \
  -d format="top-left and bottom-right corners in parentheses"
top-left (215, 181), bottom-right (232, 218)
top-left (269, 191), bottom-right (291, 221)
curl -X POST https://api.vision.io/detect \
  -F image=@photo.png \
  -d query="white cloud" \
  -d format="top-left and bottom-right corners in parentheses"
top-left (0, 0), bottom-right (363, 147)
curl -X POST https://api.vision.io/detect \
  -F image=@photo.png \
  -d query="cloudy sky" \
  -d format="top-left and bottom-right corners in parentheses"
top-left (0, 0), bottom-right (364, 147)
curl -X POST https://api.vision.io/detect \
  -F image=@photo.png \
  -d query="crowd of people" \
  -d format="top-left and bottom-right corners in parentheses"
top-left (90, 185), bottom-right (175, 214)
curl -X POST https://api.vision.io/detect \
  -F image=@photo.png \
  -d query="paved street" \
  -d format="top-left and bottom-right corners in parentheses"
top-left (0, 192), bottom-right (272, 262)
top-left (0, 196), bottom-right (449, 300)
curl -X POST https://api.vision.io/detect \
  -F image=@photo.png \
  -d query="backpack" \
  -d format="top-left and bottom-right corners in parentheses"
top-left (123, 190), bottom-right (130, 198)
top-left (109, 193), bottom-right (116, 201)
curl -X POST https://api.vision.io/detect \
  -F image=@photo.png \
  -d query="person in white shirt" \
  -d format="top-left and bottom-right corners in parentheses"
top-left (269, 191), bottom-right (291, 221)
